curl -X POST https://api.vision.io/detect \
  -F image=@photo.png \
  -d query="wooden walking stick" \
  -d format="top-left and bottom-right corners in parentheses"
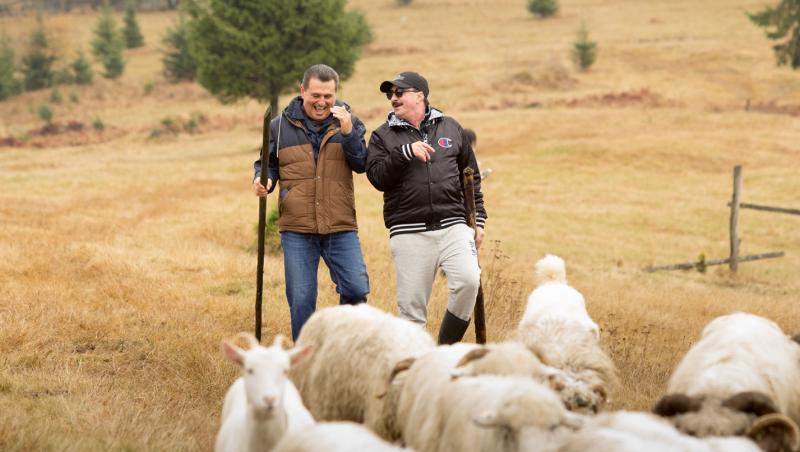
top-left (463, 167), bottom-right (486, 344)
top-left (255, 106), bottom-right (272, 342)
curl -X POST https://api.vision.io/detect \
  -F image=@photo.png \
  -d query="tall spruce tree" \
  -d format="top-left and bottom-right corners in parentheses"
top-left (749, 0), bottom-right (800, 69)
top-left (161, 14), bottom-right (196, 82)
top-left (186, 0), bottom-right (371, 114)
top-left (21, 15), bottom-right (57, 91)
top-left (92, 6), bottom-right (125, 79)
top-left (1, 37), bottom-right (22, 100)
top-left (123, 0), bottom-right (145, 49)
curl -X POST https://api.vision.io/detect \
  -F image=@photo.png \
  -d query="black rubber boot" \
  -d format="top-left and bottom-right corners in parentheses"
top-left (437, 310), bottom-right (470, 345)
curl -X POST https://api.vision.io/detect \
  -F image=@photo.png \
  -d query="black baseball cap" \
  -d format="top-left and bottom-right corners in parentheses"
top-left (379, 72), bottom-right (429, 98)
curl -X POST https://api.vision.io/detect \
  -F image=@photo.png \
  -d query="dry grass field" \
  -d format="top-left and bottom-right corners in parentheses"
top-left (1, 0), bottom-right (799, 449)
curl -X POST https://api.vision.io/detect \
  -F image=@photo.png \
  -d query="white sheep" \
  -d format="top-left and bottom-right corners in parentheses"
top-left (288, 304), bottom-right (435, 442)
top-left (654, 312), bottom-right (800, 451)
top-left (559, 411), bottom-right (763, 452)
top-left (515, 254), bottom-right (617, 413)
top-left (393, 343), bottom-right (581, 452)
top-left (273, 422), bottom-right (410, 452)
top-left (215, 333), bottom-right (314, 452)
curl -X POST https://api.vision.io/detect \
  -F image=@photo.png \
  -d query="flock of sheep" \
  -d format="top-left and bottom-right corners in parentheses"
top-left (214, 255), bottom-right (800, 452)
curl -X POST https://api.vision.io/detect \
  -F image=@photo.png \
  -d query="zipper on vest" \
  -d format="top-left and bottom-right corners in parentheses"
top-left (423, 130), bottom-right (435, 226)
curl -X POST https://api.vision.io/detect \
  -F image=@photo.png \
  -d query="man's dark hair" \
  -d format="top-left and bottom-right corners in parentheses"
top-left (302, 64), bottom-right (340, 90)
top-left (463, 128), bottom-right (477, 149)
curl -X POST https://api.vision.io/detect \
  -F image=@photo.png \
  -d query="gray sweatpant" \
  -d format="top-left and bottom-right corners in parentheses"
top-left (389, 224), bottom-right (481, 326)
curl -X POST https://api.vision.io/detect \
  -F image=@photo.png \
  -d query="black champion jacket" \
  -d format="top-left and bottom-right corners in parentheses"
top-left (366, 107), bottom-right (487, 237)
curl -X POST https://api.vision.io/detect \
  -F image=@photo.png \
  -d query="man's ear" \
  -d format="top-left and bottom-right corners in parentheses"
top-left (299, 83), bottom-right (305, 97)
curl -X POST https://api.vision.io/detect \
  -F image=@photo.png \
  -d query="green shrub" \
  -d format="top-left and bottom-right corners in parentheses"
top-left (161, 14), bottom-right (196, 82)
top-left (123, 0), bottom-right (145, 49)
top-left (49, 85), bottom-right (63, 103)
top-left (0, 37), bottom-right (22, 100)
top-left (22, 15), bottom-right (56, 91)
top-left (527, 0), bottom-right (558, 18)
top-left (253, 207), bottom-right (281, 254)
top-left (69, 91), bottom-right (80, 103)
top-left (572, 24), bottom-right (597, 71)
top-left (37, 103), bottom-right (53, 123)
top-left (71, 50), bottom-right (93, 85)
top-left (92, 117), bottom-right (105, 132)
top-left (92, 7), bottom-right (125, 79)
top-left (143, 81), bottom-right (154, 95)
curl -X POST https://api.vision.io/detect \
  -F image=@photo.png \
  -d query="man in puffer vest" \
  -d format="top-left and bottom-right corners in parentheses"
top-left (253, 64), bottom-right (370, 341)
top-left (366, 71), bottom-right (487, 345)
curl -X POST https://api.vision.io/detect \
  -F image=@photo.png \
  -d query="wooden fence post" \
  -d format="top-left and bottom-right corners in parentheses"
top-left (729, 166), bottom-right (742, 272)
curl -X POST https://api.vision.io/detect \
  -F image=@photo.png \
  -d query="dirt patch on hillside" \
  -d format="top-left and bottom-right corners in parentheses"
top-left (0, 121), bottom-right (127, 149)
top-left (557, 88), bottom-right (684, 108)
top-left (747, 100), bottom-right (800, 117)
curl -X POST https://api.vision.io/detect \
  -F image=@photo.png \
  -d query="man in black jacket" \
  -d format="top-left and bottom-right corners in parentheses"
top-left (366, 71), bottom-right (487, 344)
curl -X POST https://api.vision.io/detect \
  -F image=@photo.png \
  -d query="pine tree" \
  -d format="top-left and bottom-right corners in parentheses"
top-left (21, 15), bottom-right (57, 91)
top-left (749, 0), bottom-right (800, 69)
top-left (123, 0), bottom-right (145, 49)
top-left (72, 49), bottom-right (93, 84)
top-left (572, 24), bottom-right (597, 71)
top-left (187, 0), bottom-right (371, 114)
top-left (0, 37), bottom-right (22, 100)
top-left (92, 6), bottom-right (125, 79)
top-left (161, 14), bottom-right (196, 82)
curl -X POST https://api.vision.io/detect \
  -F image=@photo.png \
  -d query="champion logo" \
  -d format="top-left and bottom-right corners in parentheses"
top-left (438, 137), bottom-right (453, 148)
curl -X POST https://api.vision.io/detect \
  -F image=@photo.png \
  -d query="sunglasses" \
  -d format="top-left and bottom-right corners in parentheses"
top-left (385, 88), bottom-right (419, 100)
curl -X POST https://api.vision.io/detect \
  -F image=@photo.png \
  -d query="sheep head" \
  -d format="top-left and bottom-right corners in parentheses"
top-left (654, 391), bottom-right (784, 439)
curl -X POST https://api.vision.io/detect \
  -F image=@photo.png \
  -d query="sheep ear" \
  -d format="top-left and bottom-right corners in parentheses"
top-left (455, 347), bottom-right (490, 368)
top-left (653, 393), bottom-right (703, 417)
top-left (748, 413), bottom-right (800, 452)
top-left (473, 411), bottom-right (503, 428)
top-left (288, 345), bottom-right (313, 366)
top-left (221, 340), bottom-right (245, 366)
top-left (723, 391), bottom-right (778, 417)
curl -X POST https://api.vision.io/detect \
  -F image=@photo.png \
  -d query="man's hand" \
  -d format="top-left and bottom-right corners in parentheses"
top-left (330, 106), bottom-right (352, 135)
top-left (253, 177), bottom-right (272, 197)
top-left (475, 226), bottom-right (485, 250)
top-left (411, 141), bottom-right (436, 162)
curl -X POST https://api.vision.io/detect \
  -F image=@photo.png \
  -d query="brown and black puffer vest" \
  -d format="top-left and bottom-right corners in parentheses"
top-left (268, 98), bottom-right (364, 234)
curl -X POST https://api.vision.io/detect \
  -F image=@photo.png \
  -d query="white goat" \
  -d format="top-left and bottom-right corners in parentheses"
top-left (273, 422), bottom-right (410, 452)
top-left (215, 333), bottom-right (314, 452)
top-left (516, 254), bottom-right (617, 413)
top-left (559, 411), bottom-right (762, 452)
top-left (289, 304), bottom-right (435, 441)
top-left (654, 312), bottom-right (800, 451)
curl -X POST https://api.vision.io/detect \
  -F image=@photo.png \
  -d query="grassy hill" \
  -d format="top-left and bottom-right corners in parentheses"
top-left (1, 0), bottom-right (799, 449)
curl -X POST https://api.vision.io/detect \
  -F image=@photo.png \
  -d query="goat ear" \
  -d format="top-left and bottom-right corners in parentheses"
top-left (221, 340), bottom-right (245, 366)
top-left (723, 391), bottom-right (779, 417)
top-left (653, 393), bottom-right (703, 417)
top-left (288, 345), bottom-right (313, 366)
top-left (748, 413), bottom-right (800, 452)
top-left (272, 334), bottom-right (287, 349)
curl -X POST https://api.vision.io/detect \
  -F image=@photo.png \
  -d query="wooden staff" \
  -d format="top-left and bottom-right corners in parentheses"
top-left (463, 167), bottom-right (486, 344)
top-left (255, 106), bottom-right (272, 342)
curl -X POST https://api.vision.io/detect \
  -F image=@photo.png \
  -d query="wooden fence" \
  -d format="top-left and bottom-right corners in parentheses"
top-left (646, 165), bottom-right (795, 273)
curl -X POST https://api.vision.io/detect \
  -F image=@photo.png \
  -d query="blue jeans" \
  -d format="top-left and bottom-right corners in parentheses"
top-left (281, 231), bottom-right (369, 340)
